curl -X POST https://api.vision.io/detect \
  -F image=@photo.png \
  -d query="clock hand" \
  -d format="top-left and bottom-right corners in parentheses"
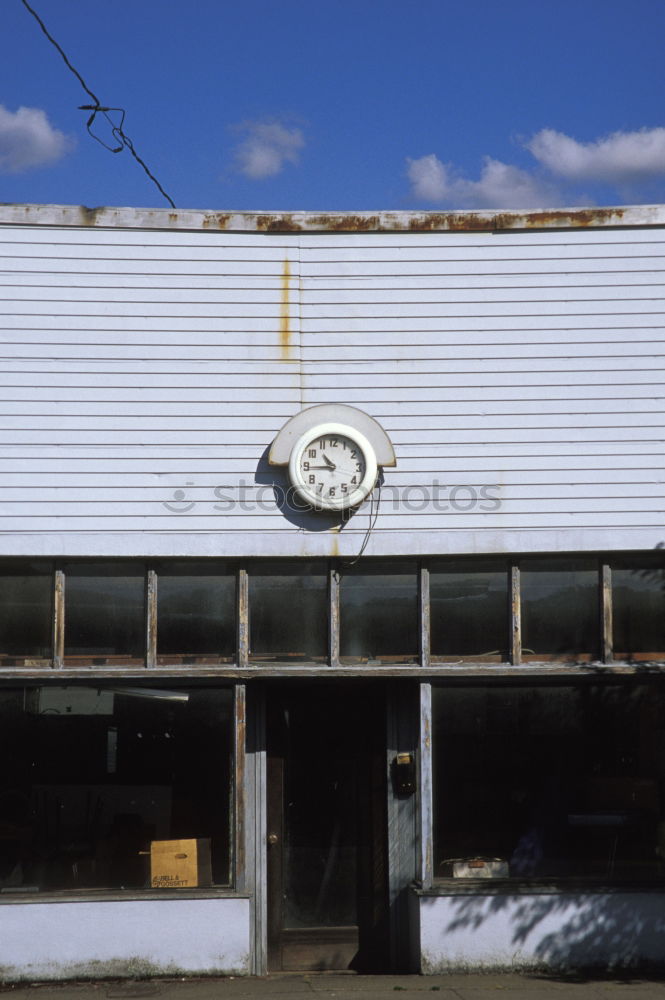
top-left (322, 453), bottom-right (337, 470)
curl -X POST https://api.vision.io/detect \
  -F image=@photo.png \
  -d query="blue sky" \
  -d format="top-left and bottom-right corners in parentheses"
top-left (2, 0), bottom-right (665, 213)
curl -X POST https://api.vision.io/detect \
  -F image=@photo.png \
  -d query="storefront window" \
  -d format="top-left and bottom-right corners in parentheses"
top-left (64, 563), bottom-right (146, 666)
top-left (340, 561), bottom-right (418, 663)
top-left (612, 555), bottom-right (665, 661)
top-left (249, 561), bottom-right (327, 662)
top-left (0, 684), bottom-right (233, 892)
top-left (157, 561), bottom-right (236, 664)
top-left (431, 559), bottom-right (508, 662)
top-left (0, 562), bottom-right (53, 666)
top-left (520, 558), bottom-right (598, 662)
top-left (433, 681), bottom-right (665, 882)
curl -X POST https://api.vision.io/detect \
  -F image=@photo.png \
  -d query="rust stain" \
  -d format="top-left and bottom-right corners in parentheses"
top-left (201, 212), bottom-right (232, 230)
top-left (330, 535), bottom-right (340, 559)
top-left (307, 213), bottom-right (381, 232)
top-left (256, 213), bottom-right (303, 232)
top-left (279, 259), bottom-right (292, 360)
top-left (248, 206), bottom-right (629, 233)
top-left (77, 206), bottom-right (106, 226)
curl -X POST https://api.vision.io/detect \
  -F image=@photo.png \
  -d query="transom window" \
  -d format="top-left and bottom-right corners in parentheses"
top-left (0, 555), bottom-right (662, 669)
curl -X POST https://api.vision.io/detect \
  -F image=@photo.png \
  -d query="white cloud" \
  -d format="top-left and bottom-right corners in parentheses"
top-left (0, 105), bottom-right (73, 174)
top-left (232, 120), bottom-right (305, 180)
top-left (526, 127), bottom-right (665, 184)
top-left (407, 153), bottom-right (556, 209)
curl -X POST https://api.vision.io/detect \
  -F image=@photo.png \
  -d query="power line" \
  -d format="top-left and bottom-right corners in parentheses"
top-left (20, 0), bottom-right (176, 209)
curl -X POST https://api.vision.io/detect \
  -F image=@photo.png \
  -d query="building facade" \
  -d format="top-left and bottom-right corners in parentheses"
top-left (0, 203), bottom-right (664, 978)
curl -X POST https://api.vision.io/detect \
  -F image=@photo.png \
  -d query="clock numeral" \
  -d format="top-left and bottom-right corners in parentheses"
top-left (329, 438), bottom-right (338, 447)
top-left (350, 450), bottom-right (357, 459)
top-left (319, 439), bottom-right (325, 449)
top-left (308, 475), bottom-right (315, 484)
top-left (356, 462), bottom-right (363, 472)
top-left (303, 461), bottom-right (310, 471)
top-left (317, 482), bottom-right (324, 494)
top-left (308, 449), bottom-right (317, 458)
top-left (351, 476), bottom-right (357, 485)
top-left (329, 487), bottom-right (336, 497)
top-left (341, 484), bottom-right (348, 494)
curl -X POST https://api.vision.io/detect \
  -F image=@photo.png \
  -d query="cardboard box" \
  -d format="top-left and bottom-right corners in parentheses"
top-left (150, 838), bottom-right (212, 888)
top-left (453, 859), bottom-right (509, 878)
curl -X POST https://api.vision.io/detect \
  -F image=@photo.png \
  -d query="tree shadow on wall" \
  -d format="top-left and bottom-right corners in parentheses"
top-left (438, 888), bottom-right (665, 979)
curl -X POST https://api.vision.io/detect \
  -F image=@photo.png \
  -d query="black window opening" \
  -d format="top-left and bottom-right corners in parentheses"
top-left (432, 679), bottom-right (665, 884)
top-left (0, 554), bottom-right (663, 669)
top-left (0, 684), bottom-right (233, 894)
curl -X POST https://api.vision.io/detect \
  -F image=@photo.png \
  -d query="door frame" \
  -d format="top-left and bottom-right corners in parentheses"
top-left (243, 679), bottom-right (421, 975)
top-left (265, 680), bottom-right (389, 972)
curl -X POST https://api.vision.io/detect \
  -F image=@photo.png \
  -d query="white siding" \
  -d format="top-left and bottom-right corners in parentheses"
top-left (0, 216), bottom-right (663, 557)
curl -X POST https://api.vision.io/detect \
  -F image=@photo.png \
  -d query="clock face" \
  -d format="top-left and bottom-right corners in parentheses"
top-left (289, 423), bottom-right (378, 511)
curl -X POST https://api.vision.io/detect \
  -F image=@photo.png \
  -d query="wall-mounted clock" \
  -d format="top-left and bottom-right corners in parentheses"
top-left (269, 404), bottom-right (396, 514)
top-left (288, 422), bottom-right (378, 511)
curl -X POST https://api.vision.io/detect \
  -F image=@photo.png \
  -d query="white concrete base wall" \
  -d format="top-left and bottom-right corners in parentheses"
top-left (415, 891), bottom-right (665, 972)
top-left (0, 897), bottom-right (251, 981)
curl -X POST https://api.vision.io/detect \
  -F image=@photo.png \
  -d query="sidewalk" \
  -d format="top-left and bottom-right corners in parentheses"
top-left (4, 974), bottom-right (665, 1000)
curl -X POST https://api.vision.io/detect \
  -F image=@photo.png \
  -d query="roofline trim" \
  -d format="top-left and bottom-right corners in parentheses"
top-left (1, 202), bottom-right (665, 233)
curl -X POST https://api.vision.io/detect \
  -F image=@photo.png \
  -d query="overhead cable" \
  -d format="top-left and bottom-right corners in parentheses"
top-left (20, 0), bottom-right (176, 209)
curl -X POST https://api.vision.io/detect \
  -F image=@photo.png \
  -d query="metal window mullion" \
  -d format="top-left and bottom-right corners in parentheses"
top-left (601, 562), bottom-right (613, 663)
top-left (238, 567), bottom-right (249, 667)
top-left (329, 563), bottom-right (340, 666)
top-left (53, 567), bottom-right (64, 669)
top-left (419, 563), bottom-right (430, 669)
top-left (146, 569), bottom-right (157, 668)
top-left (510, 562), bottom-right (521, 666)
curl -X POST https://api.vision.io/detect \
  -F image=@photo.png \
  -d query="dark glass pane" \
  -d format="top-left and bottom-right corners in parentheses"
top-left (340, 561), bottom-right (418, 663)
top-left (64, 563), bottom-right (145, 665)
top-left (274, 689), bottom-right (362, 929)
top-left (612, 556), bottom-right (665, 659)
top-left (521, 558), bottom-right (598, 661)
top-left (0, 561), bottom-right (53, 664)
top-left (249, 562), bottom-right (327, 661)
top-left (433, 681), bottom-right (665, 883)
top-left (431, 559), bottom-right (508, 662)
top-left (157, 561), bottom-right (235, 664)
top-left (0, 684), bottom-right (233, 891)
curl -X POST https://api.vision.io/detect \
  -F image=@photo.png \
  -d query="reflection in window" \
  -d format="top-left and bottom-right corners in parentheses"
top-left (431, 559), bottom-right (508, 662)
top-left (157, 562), bottom-right (235, 664)
top-left (520, 559), bottom-right (598, 661)
top-left (613, 556), bottom-right (665, 660)
top-left (0, 562), bottom-right (53, 665)
top-left (340, 561), bottom-right (418, 663)
top-left (64, 563), bottom-right (145, 665)
top-left (0, 685), bottom-right (232, 892)
top-left (249, 562), bottom-right (327, 661)
top-left (433, 681), bottom-right (665, 882)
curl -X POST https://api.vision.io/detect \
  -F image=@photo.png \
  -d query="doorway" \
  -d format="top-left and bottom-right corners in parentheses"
top-left (266, 683), bottom-right (388, 971)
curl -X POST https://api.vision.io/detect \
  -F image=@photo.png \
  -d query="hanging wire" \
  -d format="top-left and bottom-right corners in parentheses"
top-left (20, 0), bottom-right (176, 209)
top-left (344, 479), bottom-right (382, 566)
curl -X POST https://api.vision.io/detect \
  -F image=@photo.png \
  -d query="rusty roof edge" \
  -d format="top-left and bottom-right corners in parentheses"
top-left (1, 202), bottom-right (665, 232)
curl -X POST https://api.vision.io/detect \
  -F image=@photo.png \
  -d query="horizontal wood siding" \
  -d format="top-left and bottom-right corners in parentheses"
top-left (0, 222), bottom-right (663, 556)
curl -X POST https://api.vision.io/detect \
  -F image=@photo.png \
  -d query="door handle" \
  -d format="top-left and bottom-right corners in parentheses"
top-left (267, 832), bottom-right (279, 845)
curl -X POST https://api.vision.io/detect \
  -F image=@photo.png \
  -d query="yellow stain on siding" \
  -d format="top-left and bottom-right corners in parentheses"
top-left (279, 258), bottom-right (292, 360)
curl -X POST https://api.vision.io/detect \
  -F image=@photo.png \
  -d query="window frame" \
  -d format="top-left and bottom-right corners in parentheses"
top-left (0, 553), bottom-right (662, 675)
